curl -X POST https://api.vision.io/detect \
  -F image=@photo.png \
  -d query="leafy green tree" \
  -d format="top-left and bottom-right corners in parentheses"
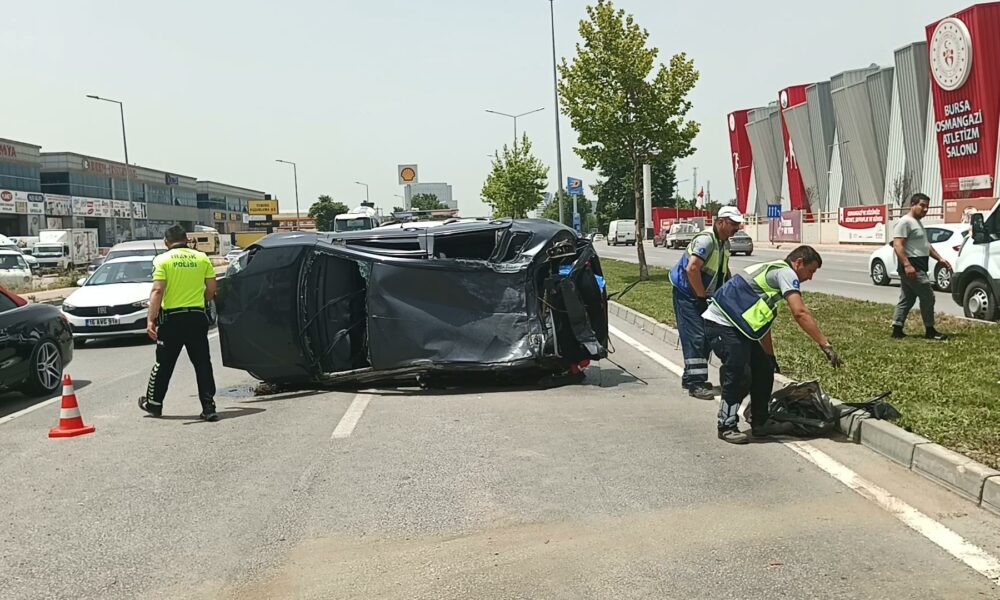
top-left (541, 189), bottom-right (594, 231)
top-left (559, 0), bottom-right (700, 279)
top-left (482, 134), bottom-right (549, 218)
top-left (410, 193), bottom-right (445, 211)
top-left (593, 160), bottom-right (677, 234)
top-left (308, 195), bottom-right (349, 231)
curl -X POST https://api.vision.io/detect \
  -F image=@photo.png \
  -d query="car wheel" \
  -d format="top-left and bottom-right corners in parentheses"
top-left (870, 259), bottom-right (890, 286)
top-left (934, 264), bottom-right (953, 292)
top-left (963, 280), bottom-right (997, 321)
top-left (745, 250), bottom-right (752, 256)
top-left (20, 339), bottom-right (64, 396)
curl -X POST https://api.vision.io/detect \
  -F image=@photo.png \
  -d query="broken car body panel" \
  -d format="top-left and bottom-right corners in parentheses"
top-left (217, 219), bottom-right (609, 386)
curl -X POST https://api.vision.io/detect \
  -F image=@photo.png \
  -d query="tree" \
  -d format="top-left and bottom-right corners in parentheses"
top-left (392, 206), bottom-right (405, 213)
top-left (410, 193), bottom-right (445, 211)
top-left (559, 0), bottom-right (700, 280)
top-left (482, 134), bottom-right (549, 218)
top-left (308, 195), bottom-right (349, 231)
top-left (542, 189), bottom-right (595, 230)
top-left (891, 172), bottom-right (914, 208)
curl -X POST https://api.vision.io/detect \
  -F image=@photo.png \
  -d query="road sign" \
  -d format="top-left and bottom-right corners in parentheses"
top-left (248, 199), bottom-right (278, 216)
top-left (249, 219), bottom-right (274, 229)
top-left (572, 212), bottom-right (581, 232)
top-left (767, 204), bottom-right (782, 219)
top-left (567, 177), bottom-right (584, 196)
top-left (398, 164), bottom-right (419, 185)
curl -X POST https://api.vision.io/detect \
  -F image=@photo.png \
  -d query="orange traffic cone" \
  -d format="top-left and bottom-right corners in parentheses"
top-left (48, 374), bottom-right (95, 438)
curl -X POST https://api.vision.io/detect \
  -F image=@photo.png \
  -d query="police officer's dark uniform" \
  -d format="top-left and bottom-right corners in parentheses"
top-left (138, 230), bottom-right (218, 421)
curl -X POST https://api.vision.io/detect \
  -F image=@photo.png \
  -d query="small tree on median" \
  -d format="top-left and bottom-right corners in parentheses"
top-left (481, 134), bottom-right (549, 219)
top-left (559, 0), bottom-right (700, 280)
top-left (308, 195), bottom-right (350, 231)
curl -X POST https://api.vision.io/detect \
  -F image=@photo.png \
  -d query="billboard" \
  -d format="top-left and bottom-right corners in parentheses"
top-left (778, 86), bottom-right (810, 212)
top-left (838, 205), bottom-right (888, 243)
top-left (727, 110), bottom-right (754, 214)
top-left (943, 197), bottom-right (999, 223)
top-left (248, 199), bottom-right (278, 215)
top-left (769, 209), bottom-right (802, 242)
top-left (397, 164), bottom-right (419, 185)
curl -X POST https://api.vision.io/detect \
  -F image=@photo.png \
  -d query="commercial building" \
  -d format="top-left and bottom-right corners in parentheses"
top-left (0, 134), bottom-right (267, 246)
top-left (196, 181), bottom-right (266, 234)
top-left (404, 182), bottom-right (456, 209)
top-left (0, 138), bottom-right (45, 237)
top-left (729, 2), bottom-right (1000, 217)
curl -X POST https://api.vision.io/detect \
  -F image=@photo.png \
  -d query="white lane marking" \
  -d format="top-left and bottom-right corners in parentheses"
top-left (0, 371), bottom-right (134, 426)
top-left (608, 325), bottom-right (683, 377)
top-left (786, 442), bottom-right (1000, 585)
top-left (610, 325), bottom-right (1000, 586)
top-left (331, 394), bottom-right (372, 440)
top-left (208, 331), bottom-right (219, 340)
top-left (829, 279), bottom-right (871, 287)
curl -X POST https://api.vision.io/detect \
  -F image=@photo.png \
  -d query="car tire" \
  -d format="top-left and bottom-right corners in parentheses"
top-left (745, 251), bottom-right (753, 256)
top-left (963, 280), bottom-right (997, 321)
top-left (870, 259), bottom-right (890, 286)
top-left (19, 338), bottom-right (64, 396)
top-left (934, 264), bottom-right (953, 292)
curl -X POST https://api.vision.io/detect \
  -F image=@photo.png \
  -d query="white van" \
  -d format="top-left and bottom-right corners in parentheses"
top-left (952, 201), bottom-right (1000, 321)
top-left (607, 220), bottom-right (636, 246)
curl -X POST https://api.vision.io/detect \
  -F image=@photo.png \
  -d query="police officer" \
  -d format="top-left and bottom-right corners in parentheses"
top-left (138, 225), bottom-right (219, 421)
top-left (702, 245), bottom-right (843, 444)
top-left (668, 206), bottom-right (742, 399)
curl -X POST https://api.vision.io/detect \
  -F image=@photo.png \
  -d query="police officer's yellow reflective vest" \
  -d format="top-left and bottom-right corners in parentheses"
top-left (668, 229), bottom-right (730, 297)
top-left (708, 260), bottom-right (789, 340)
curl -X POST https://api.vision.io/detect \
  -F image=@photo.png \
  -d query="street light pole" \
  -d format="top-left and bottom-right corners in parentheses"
top-left (275, 159), bottom-right (300, 230)
top-left (86, 94), bottom-right (134, 241)
top-left (485, 108), bottom-right (545, 149)
top-left (355, 181), bottom-right (370, 204)
top-left (549, 0), bottom-right (566, 225)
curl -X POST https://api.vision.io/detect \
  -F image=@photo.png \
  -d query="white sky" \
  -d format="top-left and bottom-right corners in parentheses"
top-left (2, 0), bottom-right (975, 217)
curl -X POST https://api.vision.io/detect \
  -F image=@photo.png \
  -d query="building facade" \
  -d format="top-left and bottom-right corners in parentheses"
top-left (0, 135), bottom-right (265, 245)
top-left (729, 2), bottom-right (1000, 216)
top-left (196, 181), bottom-right (266, 234)
top-left (404, 182), bottom-right (456, 209)
top-left (0, 138), bottom-right (45, 237)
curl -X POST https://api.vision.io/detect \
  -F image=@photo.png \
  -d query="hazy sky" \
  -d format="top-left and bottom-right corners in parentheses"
top-left (3, 0), bottom-right (975, 217)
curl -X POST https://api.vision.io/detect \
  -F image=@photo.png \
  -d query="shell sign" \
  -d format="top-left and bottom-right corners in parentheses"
top-left (397, 164), bottom-right (419, 185)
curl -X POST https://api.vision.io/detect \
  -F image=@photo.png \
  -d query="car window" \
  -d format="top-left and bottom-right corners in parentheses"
top-left (107, 248), bottom-right (159, 261)
top-left (0, 255), bottom-right (26, 270)
top-left (0, 292), bottom-right (18, 313)
top-left (926, 228), bottom-right (954, 244)
top-left (87, 261), bottom-right (154, 285)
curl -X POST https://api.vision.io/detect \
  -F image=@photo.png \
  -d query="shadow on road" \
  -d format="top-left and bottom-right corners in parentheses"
top-left (143, 406), bottom-right (266, 424)
top-left (0, 379), bottom-right (94, 419)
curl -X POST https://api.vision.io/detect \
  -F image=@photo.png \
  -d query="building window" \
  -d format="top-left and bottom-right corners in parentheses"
top-left (0, 162), bottom-right (41, 192)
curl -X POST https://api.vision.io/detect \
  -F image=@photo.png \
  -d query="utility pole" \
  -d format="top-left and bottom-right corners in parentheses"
top-left (549, 0), bottom-right (565, 225)
top-left (692, 167), bottom-right (698, 205)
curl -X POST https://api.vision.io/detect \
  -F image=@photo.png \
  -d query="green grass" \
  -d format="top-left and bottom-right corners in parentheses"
top-left (601, 258), bottom-right (1000, 469)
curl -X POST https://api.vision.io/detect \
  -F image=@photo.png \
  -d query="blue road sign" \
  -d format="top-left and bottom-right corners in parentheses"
top-left (567, 177), bottom-right (584, 196)
top-left (767, 204), bottom-right (782, 219)
top-left (572, 212), bottom-right (581, 232)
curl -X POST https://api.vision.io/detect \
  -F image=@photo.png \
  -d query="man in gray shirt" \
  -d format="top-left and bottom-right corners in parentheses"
top-left (891, 193), bottom-right (950, 341)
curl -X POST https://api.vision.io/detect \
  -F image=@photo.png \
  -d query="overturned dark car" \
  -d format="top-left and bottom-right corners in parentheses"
top-left (217, 219), bottom-right (609, 387)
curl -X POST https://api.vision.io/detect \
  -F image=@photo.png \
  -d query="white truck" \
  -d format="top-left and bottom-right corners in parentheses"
top-left (951, 200), bottom-right (1000, 321)
top-left (33, 229), bottom-right (100, 272)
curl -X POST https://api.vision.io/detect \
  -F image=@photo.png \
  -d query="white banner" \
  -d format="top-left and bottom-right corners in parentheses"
top-left (838, 205), bottom-right (888, 243)
top-left (45, 194), bottom-right (72, 216)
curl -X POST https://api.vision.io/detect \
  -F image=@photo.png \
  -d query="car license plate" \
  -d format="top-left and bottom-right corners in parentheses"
top-left (85, 318), bottom-right (119, 327)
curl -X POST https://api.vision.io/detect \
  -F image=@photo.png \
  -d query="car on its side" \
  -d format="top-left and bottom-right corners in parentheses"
top-left (61, 256), bottom-right (155, 346)
top-left (868, 223), bottom-right (969, 292)
top-left (0, 286), bottom-right (73, 396)
top-left (728, 230), bottom-right (754, 256)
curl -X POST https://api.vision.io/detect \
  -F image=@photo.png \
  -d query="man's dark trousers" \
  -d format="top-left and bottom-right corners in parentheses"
top-left (705, 321), bottom-right (772, 430)
top-left (146, 310), bottom-right (216, 413)
top-left (673, 292), bottom-right (710, 390)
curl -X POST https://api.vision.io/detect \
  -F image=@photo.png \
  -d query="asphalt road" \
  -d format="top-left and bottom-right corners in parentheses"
top-left (597, 242), bottom-right (968, 319)
top-left (3, 318), bottom-right (1000, 598)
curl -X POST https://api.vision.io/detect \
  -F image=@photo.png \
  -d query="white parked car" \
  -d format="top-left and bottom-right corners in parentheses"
top-left (61, 256), bottom-right (155, 346)
top-left (0, 250), bottom-right (33, 289)
top-left (868, 223), bottom-right (969, 292)
top-left (225, 247), bottom-right (244, 263)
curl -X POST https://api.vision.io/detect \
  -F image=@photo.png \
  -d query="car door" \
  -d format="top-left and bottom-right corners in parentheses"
top-left (0, 289), bottom-right (24, 383)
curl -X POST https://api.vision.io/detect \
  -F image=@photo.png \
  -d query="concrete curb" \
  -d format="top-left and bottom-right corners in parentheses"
top-left (608, 300), bottom-right (1000, 513)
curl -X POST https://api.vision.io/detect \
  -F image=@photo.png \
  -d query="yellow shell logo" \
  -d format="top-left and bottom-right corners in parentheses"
top-left (400, 167), bottom-right (417, 182)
